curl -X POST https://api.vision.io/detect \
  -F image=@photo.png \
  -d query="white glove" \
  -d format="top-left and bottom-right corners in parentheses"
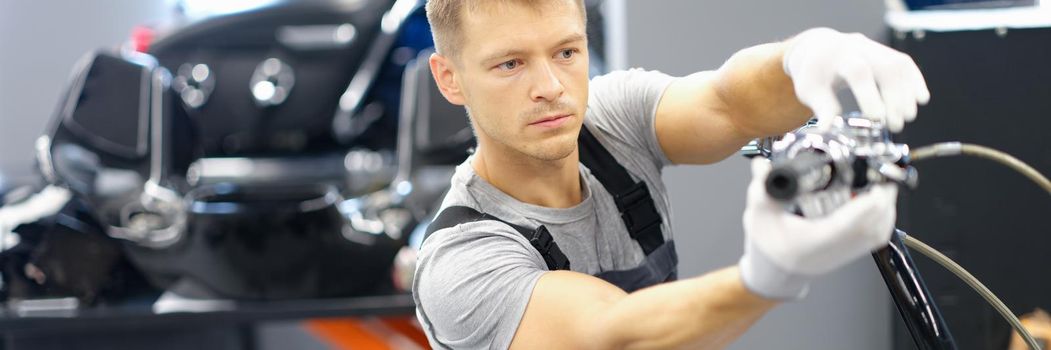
top-left (738, 158), bottom-right (898, 300)
top-left (784, 27), bottom-right (930, 132)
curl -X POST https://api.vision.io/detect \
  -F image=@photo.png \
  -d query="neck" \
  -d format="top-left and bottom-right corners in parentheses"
top-left (472, 142), bottom-right (582, 209)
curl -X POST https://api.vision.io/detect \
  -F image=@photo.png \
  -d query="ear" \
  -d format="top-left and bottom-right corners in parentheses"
top-left (429, 53), bottom-right (467, 106)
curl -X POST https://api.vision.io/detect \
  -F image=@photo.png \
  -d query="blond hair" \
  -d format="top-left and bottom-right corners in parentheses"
top-left (425, 0), bottom-right (586, 60)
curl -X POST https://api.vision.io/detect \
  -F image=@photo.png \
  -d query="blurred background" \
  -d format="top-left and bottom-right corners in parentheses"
top-left (0, 0), bottom-right (1048, 349)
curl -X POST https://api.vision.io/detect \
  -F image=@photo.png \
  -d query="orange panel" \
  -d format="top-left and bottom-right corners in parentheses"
top-left (379, 317), bottom-right (430, 349)
top-left (305, 318), bottom-right (391, 350)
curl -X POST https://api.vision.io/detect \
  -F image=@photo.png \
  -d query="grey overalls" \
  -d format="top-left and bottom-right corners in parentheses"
top-left (423, 125), bottom-right (678, 292)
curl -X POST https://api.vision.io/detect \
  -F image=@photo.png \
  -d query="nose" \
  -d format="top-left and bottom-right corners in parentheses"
top-left (529, 61), bottom-right (565, 103)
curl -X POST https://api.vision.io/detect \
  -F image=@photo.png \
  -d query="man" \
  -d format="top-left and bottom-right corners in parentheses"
top-left (413, 1), bottom-right (929, 349)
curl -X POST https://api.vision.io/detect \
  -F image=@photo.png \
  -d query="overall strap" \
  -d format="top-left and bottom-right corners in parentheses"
top-left (425, 206), bottom-right (571, 271)
top-left (421, 124), bottom-right (666, 271)
top-left (578, 126), bottom-right (665, 255)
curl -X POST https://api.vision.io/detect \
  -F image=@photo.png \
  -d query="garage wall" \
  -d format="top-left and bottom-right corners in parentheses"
top-left (624, 1), bottom-right (896, 349)
top-left (0, 1), bottom-right (170, 185)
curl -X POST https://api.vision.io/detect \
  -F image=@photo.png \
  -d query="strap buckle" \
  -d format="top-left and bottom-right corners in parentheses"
top-left (615, 183), bottom-right (663, 236)
top-left (615, 183), bottom-right (664, 254)
top-left (529, 225), bottom-right (571, 270)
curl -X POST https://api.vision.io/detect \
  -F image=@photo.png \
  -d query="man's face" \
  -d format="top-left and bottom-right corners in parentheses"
top-left (438, 1), bottom-right (589, 162)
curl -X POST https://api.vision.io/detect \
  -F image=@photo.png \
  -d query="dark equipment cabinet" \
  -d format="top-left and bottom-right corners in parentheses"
top-left (890, 26), bottom-right (1051, 349)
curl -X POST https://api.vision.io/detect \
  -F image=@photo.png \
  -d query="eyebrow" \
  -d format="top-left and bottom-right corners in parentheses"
top-left (480, 33), bottom-right (586, 65)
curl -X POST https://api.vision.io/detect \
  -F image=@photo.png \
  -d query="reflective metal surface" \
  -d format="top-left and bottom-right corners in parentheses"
top-left (765, 115), bottom-right (916, 217)
top-left (250, 58), bottom-right (295, 107)
top-left (172, 63), bottom-right (214, 109)
top-left (332, 0), bottom-right (422, 141)
top-left (742, 115), bottom-right (957, 349)
top-left (276, 23), bottom-right (358, 50)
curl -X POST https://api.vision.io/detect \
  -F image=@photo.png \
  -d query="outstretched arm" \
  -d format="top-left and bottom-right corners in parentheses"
top-left (655, 28), bottom-right (930, 165)
top-left (509, 267), bottom-right (775, 350)
top-left (509, 159), bottom-right (899, 350)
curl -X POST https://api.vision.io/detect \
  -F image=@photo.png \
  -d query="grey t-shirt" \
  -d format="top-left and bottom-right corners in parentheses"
top-left (413, 69), bottom-right (678, 349)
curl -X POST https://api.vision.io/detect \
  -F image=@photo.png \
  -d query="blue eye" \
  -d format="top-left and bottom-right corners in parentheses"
top-left (559, 49), bottom-right (576, 59)
top-left (499, 60), bottom-right (519, 70)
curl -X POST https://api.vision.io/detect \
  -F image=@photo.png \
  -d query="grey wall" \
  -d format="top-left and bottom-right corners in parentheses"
top-left (0, 1), bottom-right (169, 185)
top-left (625, 1), bottom-right (897, 349)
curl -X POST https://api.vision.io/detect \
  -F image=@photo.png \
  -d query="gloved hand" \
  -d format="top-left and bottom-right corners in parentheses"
top-left (783, 27), bottom-right (930, 132)
top-left (738, 158), bottom-right (898, 300)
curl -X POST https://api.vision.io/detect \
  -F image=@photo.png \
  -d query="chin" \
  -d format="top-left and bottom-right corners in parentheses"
top-left (523, 133), bottom-right (578, 161)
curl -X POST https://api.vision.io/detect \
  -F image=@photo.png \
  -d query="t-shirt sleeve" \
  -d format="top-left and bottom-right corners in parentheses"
top-left (586, 68), bottom-right (678, 169)
top-left (413, 221), bottom-right (547, 350)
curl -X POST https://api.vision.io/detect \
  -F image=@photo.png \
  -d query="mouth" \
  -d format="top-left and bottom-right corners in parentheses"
top-left (529, 114), bottom-right (572, 128)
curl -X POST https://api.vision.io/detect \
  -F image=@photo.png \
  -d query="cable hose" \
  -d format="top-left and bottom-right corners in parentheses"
top-left (902, 234), bottom-right (1042, 350)
top-left (910, 142), bottom-right (1051, 195)
top-left (907, 142), bottom-right (1051, 348)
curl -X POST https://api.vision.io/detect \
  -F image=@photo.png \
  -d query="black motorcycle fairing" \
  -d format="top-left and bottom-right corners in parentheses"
top-left (149, 1), bottom-right (393, 156)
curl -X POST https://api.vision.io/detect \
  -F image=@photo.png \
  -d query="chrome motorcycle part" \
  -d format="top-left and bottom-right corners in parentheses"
top-left (173, 63), bottom-right (215, 109)
top-left (250, 58), bottom-right (295, 107)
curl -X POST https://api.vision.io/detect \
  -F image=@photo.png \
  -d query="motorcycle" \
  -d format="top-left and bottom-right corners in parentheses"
top-left (0, 0), bottom-right (612, 306)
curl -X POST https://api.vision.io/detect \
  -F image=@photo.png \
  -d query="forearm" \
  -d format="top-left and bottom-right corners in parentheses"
top-left (655, 40), bottom-right (814, 165)
top-left (595, 266), bottom-right (778, 350)
top-left (713, 41), bottom-right (812, 138)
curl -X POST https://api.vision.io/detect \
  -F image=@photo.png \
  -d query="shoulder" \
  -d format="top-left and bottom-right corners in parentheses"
top-left (414, 220), bottom-right (547, 349)
top-left (419, 219), bottom-right (544, 268)
top-left (586, 68), bottom-right (678, 170)
top-left (588, 68), bottom-right (677, 100)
